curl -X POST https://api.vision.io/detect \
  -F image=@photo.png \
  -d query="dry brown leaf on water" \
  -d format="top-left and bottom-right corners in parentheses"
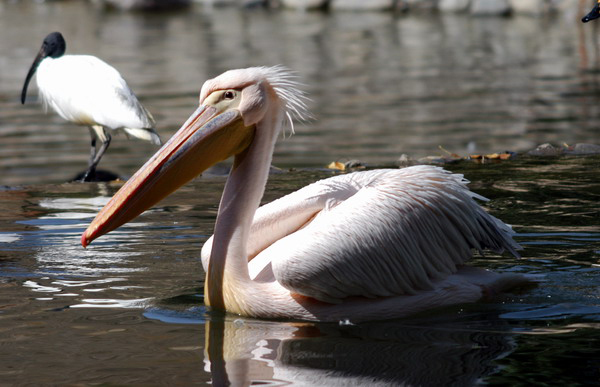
top-left (327, 161), bottom-right (346, 171)
top-left (470, 152), bottom-right (513, 161)
top-left (327, 160), bottom-right (365, 171)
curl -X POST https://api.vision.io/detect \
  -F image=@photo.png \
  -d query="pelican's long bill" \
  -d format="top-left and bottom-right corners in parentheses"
top-left (81, 105), bottom-right (255, 247)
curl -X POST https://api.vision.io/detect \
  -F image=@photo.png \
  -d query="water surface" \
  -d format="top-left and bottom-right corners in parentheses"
top-left (1, 2), bottom-right (600, 385)
top-left (1, 158), bottom-right (599, 385)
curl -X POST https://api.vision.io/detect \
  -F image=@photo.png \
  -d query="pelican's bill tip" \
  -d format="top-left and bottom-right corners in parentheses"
top-left (81, 231), bottom-right (90, 248)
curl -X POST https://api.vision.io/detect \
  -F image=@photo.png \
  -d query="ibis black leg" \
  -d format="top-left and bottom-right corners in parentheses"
top-left (88, 137), bottom-right (97, 168)
top-left (81, 129), bottom-right (111, 182)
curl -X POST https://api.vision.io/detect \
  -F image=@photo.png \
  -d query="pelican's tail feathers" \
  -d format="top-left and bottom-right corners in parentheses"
top-left (485, 215), bottom-right (523, 259)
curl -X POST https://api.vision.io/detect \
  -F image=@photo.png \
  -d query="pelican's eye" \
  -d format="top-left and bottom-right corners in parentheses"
top-left (224, 90), bottom-right (235, 100)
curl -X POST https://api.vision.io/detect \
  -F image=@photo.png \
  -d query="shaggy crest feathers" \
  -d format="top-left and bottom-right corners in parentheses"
top-left (201, 65), bottom-right (311, 136)
top-left (257, 65), bottom-right (312, 135)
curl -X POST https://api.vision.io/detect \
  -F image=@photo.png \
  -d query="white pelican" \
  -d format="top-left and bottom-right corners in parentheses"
top-left (21, 32), bottom-right (161, 182)
top-left (81, 66), bottom-right (528, 322)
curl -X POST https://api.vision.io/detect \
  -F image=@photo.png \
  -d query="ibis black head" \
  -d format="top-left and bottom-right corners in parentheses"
top-left (41, 32), bottom-right (66, 58)
top-left (582, 2), bottom-right (600, 23)
top-left (21, 32), bottom-right (67, 104)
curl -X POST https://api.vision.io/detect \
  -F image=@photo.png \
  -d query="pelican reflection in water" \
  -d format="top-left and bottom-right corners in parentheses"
top-left (82, 66), bottom-right (528, 322)
top-left (202, 315), bottom-right (517, 386)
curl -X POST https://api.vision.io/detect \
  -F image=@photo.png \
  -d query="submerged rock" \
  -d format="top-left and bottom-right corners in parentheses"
top-left (71, 169), bottom-right (122, 183)
top-left (396, 154), bottom-right (414, 167)
top-left (528, 143), bottom-right (600, 156)
top-left (528, 143), bottom-right (563, 156)
top-left (564, 143), bottom-right (600, 155)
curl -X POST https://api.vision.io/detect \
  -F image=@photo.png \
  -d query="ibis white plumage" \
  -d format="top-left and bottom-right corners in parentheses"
top-left (81, 66), bottom-right (528, 322)
top-left (21, 32), bottom-right (161, 182)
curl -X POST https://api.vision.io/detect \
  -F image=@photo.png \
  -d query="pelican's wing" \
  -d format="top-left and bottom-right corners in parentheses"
top-left (200, 169), bottom-right (361, 272)
top-left (250, 166), bottom-right (520, 304)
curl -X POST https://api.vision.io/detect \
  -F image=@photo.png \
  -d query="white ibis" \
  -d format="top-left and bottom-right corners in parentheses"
top-left (21, 32), bottom-right (161, 182)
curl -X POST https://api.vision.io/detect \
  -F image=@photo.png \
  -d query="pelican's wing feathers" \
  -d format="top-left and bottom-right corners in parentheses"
top-left (200, 169), bottom-right (359, 272)
top-left (244, 166), bottom-right (520, 304)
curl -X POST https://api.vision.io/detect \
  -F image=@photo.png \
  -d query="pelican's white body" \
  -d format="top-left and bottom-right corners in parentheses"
top-left (35, 55), bottom-right (159, 144)
top-left (195, 67), bottom-right (528, 322)
top-left (201, 164), bottom-right (526, 322)
top-left (85, 66), bottom-right (529, 322)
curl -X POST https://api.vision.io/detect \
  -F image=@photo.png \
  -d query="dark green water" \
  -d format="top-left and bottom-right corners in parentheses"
top-left (0, 157), bottom-right (599, 385)
top-left (1, 1), bottom-right (600, 385)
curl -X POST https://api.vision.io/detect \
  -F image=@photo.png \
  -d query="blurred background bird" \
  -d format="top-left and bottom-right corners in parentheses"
top-left (21, 31), bottom-right (161, 182)
top-left (582, 0), bottom-right (600, 22)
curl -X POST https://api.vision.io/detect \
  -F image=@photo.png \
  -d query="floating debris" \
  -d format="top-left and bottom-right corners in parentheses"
top-left (527, 143), bottom-right (563, 157)
top-left (396, 154), bottom-right (414, 167)
top-left (528, 143), bottom-right (600, 157)
top-left (564, 143), bottom-right (600, 155)
top-left (415, 146), bottom-right (515, 165)
top-left (470, 152), bottom-right (516, 161)
top-left (328, 143), bottom-right (598, 171)
top-left (327, 159), bottom-right (366, 171)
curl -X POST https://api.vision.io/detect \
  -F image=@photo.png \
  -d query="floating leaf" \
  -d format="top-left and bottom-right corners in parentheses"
top-left (327, 160), bottom-right (365, 171)
top-left (327, 161), bottom-right (346, 171)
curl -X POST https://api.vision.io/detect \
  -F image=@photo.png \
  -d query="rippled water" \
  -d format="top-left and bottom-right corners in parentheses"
top-left (1, 159), bottom-right (599, 385)
top-left (2, 2), bottom-right (600, 186)
top-left (1, 1), bottom-right (600, 385)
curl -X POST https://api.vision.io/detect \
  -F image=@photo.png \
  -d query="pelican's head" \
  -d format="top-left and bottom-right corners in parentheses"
top-left (199, 66), bottom-right (309, 134)
top-left (21, 32), bottom-right (66, 104)
top-left (81, 66), bottom-right (307, 247)
top-left (582, 0), bottom-right (600, 22)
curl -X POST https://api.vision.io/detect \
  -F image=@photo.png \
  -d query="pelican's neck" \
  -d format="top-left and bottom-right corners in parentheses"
top-left (206, 106), bottom-right (282, 310)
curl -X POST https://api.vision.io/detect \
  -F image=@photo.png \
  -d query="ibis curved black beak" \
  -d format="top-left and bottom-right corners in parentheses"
top-left (582, 3), bottom-right (600, 23)
top-left (21, 32), bottom-right (66, 104)
top-left (21, 47), bottom-right (46, 104)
